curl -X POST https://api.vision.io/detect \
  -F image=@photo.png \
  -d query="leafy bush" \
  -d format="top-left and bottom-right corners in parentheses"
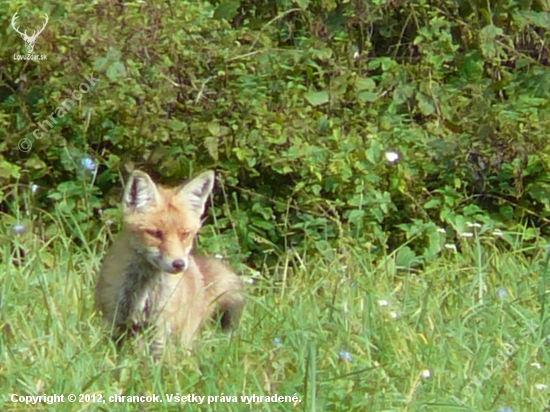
top-left (2, 0), bottom-right (550, 268)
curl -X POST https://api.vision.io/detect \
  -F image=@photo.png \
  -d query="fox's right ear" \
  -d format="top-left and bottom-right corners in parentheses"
top-left (122, 171), bottom-right (160, 212)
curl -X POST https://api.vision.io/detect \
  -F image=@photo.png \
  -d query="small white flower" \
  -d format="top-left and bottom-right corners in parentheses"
top-left (534, 383), bottom-right (547, 390)
top-left (378, 299), bottom-right (388, 307)
top-left (106, 219), bottom-right (113, 226)
top-left (385, 151), bottom-right (399, 163)
top-left (493, 229), bottom-right (503, 237)
top-left (437, 228), bottom-right (446, 234)
top-left (390, 311), bottom-right (398, 319)
top-left (214, 254), bottom-right (223, 260)
top-left (338, 350), bottom-right (352, 362)
top-left (444, 244), bottom-right (457, 251)
top-left (421, 369), bottom-right (431, 379)
top-left (353, 51), bottom-right (360, 60)
top-left (243, 271), bottom-right (261, 284)
top-left (31, 184), bottom-right (39, 194)
top-left (460, 232), bottom-right (474, 238)
top-left (467, 222), bottom-right (482, 228)
top-left (12, 224), bottom-right (25, 235)
top-left (80, 157), bottom-right (96, 172)
top-left (531, 362), bottom-right (541, 369)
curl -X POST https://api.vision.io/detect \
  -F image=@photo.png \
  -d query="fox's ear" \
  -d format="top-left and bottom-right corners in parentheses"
top-left (177, 170), bottom-right (215, 215)
top-left (123, 171), bottom-right (160, 212)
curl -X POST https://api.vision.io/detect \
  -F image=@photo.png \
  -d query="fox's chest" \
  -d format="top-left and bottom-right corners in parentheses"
top-left (126, 271), bottom-right (202, 324)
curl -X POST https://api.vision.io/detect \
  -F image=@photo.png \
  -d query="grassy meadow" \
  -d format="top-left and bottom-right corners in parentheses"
top-left (1, 198), bottom-right (549, 412)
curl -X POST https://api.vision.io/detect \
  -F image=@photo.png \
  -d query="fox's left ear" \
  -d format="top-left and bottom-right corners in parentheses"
top-left (177, 170), bottom-right (215, 215)
top-left (123, 170), bottom-right (160, 213)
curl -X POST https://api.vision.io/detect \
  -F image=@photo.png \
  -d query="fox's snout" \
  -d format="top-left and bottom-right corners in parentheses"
top-left (143, 240), bottom-right (191, 274)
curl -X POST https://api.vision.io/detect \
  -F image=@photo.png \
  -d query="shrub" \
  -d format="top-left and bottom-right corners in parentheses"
top-left (2, 0), bottom-right (550, 268)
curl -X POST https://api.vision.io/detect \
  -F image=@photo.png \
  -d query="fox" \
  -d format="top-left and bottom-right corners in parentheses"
top-left (95, 169), bottom-right (243, 352)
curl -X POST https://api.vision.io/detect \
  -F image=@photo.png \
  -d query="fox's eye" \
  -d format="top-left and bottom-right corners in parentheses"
top-left (146, 229), bottom-right (163, 239)
top-left (180, 231), bottom-right (190, 240)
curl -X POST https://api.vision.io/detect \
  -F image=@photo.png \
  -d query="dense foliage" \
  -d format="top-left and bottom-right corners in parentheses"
top-left (2, 0), bottom-right (550, 267)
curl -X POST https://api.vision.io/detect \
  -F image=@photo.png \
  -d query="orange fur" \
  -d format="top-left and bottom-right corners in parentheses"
top-left (95, 170), bottom-right (243, 351)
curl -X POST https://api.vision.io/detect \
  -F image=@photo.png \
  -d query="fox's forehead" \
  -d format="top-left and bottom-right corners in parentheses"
top-left (159, 204), bottom-right (199, 231)
top-left (161, 188), bottom-right (201, 230)
top-left (127, 186), bottom-right (202, 232)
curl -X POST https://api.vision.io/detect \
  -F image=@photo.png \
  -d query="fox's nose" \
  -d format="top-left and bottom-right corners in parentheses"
top-left (172, 259), bottom-right (187, 272)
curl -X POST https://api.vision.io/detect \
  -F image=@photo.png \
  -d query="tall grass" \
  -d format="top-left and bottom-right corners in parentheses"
top-left (1, 202), bottom-right (549, 412)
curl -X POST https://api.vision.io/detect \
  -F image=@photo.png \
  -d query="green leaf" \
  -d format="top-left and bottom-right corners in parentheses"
top-left (106, 62), bottom-right (126, 80)
top-left (348, 209), bottom-right (365, 221)
top-left (393, 85), bottom-right (414, 104)
top-left (355, 77), bottom-right (375, 91)
top-left (105, 154), bottom-right (120, 169)
top-left (480, 24), bottom-right (503, 59)
top-left (424, 198), bottom-right (440, 209)
top-left (304, 91), bottom-right (329, 106)
top-left (207, 122), bottom-right (221, 136)
top-left (167, 119), bottom-right (186, 132)
top-left (204, 136), bottom-right (219, 161)
top-left (24, 158), bottom-right (47, 169)
top-left (357, 91), bottom-right (377, 102)
top-left (521, 11), bottom-right (550, 29)
top-left (395, 246), bottom-right (418, 268)
top-left (0, 160), bottom-right (20, 179)
top-left (213, 1), bottom-right (240, 20)
top-left (416, 93), bottom-right (434, 116)
top-left (93, 57), bottom-right (109, 71)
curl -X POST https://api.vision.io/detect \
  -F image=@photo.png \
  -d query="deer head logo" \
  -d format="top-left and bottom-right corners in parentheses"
top-left (11, 11), bottom-right (49, 54)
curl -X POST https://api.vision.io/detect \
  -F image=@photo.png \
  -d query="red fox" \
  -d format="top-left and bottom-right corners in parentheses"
top-left (95, 170), bottom-right (243, 352)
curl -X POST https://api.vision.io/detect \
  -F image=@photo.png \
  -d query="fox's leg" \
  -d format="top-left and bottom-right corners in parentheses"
top-left (210, 280), bottom-right (244, 331)
top-left (148, 319), bottom-right (171, 357)
top-left (149, 338), bottom-right (165, 358)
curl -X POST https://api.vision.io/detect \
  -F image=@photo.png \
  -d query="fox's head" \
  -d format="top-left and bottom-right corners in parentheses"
top-left (122, 170), bottom-right (215, 274)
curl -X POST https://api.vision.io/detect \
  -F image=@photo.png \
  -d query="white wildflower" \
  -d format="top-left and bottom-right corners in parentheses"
top-left (385, 151), bottom-right (399, 163)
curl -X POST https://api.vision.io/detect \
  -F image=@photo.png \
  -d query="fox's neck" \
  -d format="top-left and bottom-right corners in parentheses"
top-left (117, 252), bottom-right (162, 329)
